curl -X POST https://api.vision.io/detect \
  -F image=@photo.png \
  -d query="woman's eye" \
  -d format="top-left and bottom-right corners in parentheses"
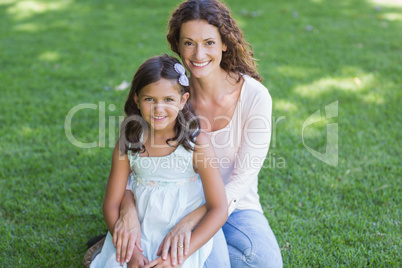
top-left (206, 41), bottom-right (215, 45)
top-left (184, 41), bottom-right (193, 46)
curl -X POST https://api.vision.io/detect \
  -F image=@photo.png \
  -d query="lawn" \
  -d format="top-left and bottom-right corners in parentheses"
top-left (0, 0), bottom-right (400, 267)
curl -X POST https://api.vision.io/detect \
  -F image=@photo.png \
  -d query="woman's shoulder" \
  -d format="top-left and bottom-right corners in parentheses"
top-left (241, 74), bottom-right (271, 103)
top-left (194, 132), bottom-right (210, 147)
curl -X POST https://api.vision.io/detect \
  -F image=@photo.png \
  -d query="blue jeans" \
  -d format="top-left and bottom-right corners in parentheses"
top-left (205, 210), bottom-right (282, 268)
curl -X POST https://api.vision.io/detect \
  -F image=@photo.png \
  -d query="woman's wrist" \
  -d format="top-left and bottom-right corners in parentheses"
top-left (119, 190), bottom-right (137, 216)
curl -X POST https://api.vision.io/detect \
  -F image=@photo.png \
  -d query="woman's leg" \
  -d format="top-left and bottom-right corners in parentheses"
top-left (222, 209), bottom-right (282, 268)
top-left (203, 228), bottom-right (230, 268)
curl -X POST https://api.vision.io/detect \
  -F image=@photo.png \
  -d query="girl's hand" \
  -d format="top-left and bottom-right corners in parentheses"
top-left (144, 255), bottom-right (180, 268)
top-left (113, 207), bottom-right (143, 265)
top-left (156, 222), bottom-right (192, 266)
top-left (127, 247), bottom-right (149, 268)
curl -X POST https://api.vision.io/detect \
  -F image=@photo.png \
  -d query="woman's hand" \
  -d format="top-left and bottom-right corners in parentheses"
top-left (126, 246), bottom-right (149, 268)
top-left (144, 255), bottom-right (180, 268)
top-left (156, 221), bottom-right (192, 266)
top-left (113, 190), bottom-right (143, 265)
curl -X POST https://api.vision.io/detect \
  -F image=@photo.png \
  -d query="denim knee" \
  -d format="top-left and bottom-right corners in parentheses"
top-left (223, 210), bottom-right (283, 268)
top-left (226, 231), bottom-right (282, 268)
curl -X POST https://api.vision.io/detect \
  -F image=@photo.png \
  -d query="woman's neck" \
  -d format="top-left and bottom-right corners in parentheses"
top-left (189, 68), bottom-right (240, 103)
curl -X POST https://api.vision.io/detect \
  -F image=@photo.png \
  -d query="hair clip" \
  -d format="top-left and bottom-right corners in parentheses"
top-left (174, 63), bottom-right (189, 86)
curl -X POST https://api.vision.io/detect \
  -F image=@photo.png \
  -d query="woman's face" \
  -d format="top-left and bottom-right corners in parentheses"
top-left (178, 20), bottom-right (227, 79)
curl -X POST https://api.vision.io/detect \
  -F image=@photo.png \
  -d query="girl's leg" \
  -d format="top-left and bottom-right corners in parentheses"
top-left (222, 209), bottom-right (283, 268)
top-left (203, 228), bottom-right (230, 268)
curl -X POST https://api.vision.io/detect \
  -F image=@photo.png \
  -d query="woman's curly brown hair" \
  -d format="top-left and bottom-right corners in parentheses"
top-left (167, 0), bottom-right (262, 82)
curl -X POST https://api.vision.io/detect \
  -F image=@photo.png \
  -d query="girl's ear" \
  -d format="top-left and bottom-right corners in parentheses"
top-left (134, 93), bottom-right (140, 108)
top-left (180, 92), bottom-right (190, 110)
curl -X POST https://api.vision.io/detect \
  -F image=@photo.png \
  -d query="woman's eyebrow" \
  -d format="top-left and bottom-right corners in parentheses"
top-left (182, 37), bottom-right (216, 41)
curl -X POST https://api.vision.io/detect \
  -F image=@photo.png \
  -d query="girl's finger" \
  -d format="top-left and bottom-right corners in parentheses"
top-left (144, 258), bottom-right (159, 268)
top-left (144, 256), bottom-right (149, 265)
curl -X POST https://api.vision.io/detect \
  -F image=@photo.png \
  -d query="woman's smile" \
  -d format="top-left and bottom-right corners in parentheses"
top-left (191, 61), bottom-right (211, 67)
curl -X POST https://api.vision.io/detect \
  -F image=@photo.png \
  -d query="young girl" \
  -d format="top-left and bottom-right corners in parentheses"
top-left (90, 55), bottom-right (227, 268)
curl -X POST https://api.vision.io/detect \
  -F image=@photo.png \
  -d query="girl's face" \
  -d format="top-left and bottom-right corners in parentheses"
top-left (134, 78), bottom-right (189, 132)
top-left (178, 20), bottom-right (227, 79)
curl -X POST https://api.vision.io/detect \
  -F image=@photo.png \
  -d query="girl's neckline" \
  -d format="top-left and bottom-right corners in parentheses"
top-left (201, 74), bottom-right (247, 134)
top-left (137, 134), bottom-right (182, 158)
top-left (137, 146), bottom-right (180, 158)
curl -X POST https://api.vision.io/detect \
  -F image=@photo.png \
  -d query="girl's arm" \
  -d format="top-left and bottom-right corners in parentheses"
top-left (103, 140), bottom-right (131, 233)
top-left (146, 133), bottom-right (228, 267)
top-left (103, 140), bottom-right (146, 265)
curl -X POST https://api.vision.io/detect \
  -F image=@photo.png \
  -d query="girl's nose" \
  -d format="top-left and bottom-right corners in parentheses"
top-left (154, 104), bottom-right (163, 112)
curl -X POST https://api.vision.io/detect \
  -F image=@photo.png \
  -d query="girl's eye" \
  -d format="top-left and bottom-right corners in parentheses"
top-left (165, 98), bottom-right (174, 102)
top-left (144, 97), bottom-right (153, 101)
top-left (206, 41), bottom-right (215, 46)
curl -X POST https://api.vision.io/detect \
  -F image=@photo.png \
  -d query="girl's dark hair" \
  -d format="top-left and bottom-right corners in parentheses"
top-left (120, 54), bottom-right (200, 155)
top-left (167, 0), bottom-right (262, 82)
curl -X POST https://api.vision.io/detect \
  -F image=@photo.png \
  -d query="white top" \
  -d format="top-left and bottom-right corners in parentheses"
top-left (126, 75), bottom-right (272, 216)
top-left (203, 75), bottom-right (272, 215)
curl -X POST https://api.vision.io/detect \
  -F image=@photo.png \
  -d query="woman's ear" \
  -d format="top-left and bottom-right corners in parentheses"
top-left (223, 43), bottom-right (227, 52)
top-left (180, 92), bottom-right (190, 110)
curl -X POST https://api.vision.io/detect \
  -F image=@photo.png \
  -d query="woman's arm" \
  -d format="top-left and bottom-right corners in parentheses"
top-left (224, 88), bottom-right (272, 215)
top-left (147, 133), bottom-right (228, 267)
top-left (113, 189), bottom-right (143, 265)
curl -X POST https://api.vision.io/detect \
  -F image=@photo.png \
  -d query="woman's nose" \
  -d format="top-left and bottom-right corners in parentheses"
top-left (195, 45), bottom-right (205, 60)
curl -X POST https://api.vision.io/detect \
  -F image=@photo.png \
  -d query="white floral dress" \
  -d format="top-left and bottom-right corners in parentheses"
top-left (91, 144), bottom-right (212, 268)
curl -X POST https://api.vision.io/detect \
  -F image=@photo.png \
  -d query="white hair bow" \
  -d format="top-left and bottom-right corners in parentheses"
top-left (174, 63), bottom-right (189, 86)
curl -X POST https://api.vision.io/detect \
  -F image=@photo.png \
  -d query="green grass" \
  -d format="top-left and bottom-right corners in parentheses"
top-left (0, 0), bottom-right (400, 266)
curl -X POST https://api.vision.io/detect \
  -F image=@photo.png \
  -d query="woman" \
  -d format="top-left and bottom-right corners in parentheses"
top-left (101, 0), bottom-right (282, 267)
